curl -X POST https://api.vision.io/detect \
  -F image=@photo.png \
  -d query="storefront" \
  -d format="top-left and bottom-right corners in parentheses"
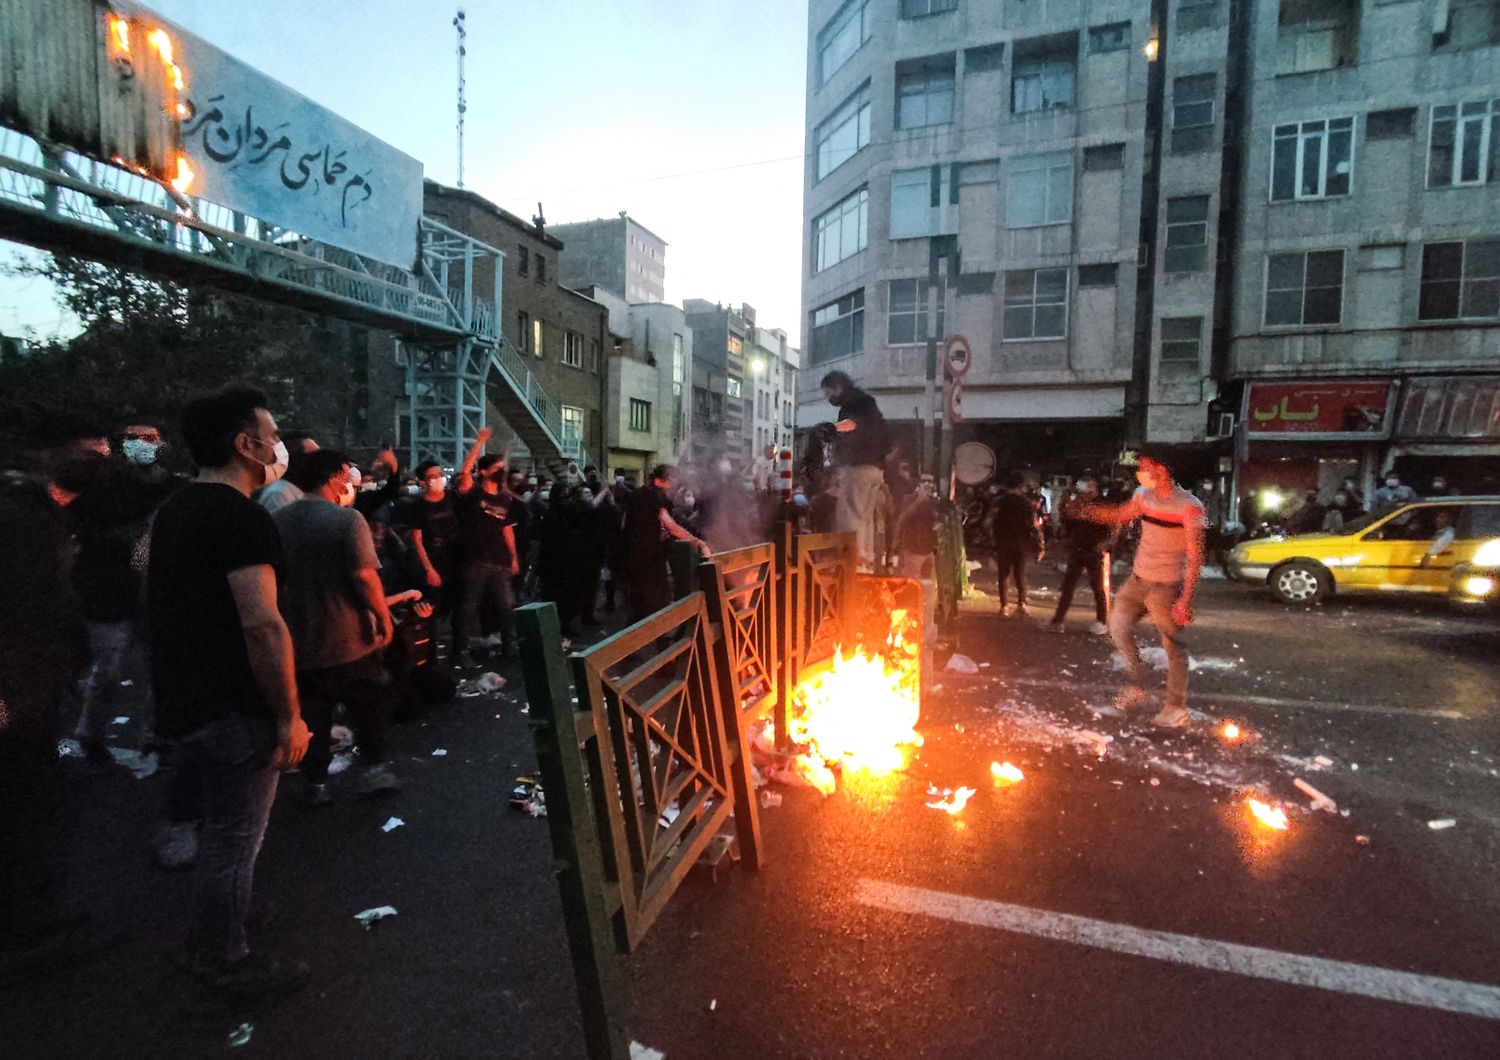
top-left (1231, 378), bottom-right (1394, 523)
top-left (1386, 375), bottom-right (1500, 495)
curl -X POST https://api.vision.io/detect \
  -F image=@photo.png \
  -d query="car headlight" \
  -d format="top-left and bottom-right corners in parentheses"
top-left (1473, 539), bottom-right (1500, 567)
top-left (1464, 575), bottom-right (1496, 598)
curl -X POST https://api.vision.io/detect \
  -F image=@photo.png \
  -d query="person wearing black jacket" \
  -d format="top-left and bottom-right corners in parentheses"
top-left (987, 472), bottom-right (1043, 617)
top-left (1048, 477), bottom-right (1113, 633)
top-left (820, 371), bottom-right (889, 569)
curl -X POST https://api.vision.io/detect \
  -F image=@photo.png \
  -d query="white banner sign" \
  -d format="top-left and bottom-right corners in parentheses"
top-left (166, 17), bottom-right (422, 268)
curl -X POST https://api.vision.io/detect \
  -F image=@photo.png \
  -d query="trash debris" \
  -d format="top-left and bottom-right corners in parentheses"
top-left (759, 790), bottom-right (783, 809)
top-left (659, 805), bottom-right (680, 827)
top-left (328, 752), bottom-right (354, 776)
top-left (1149, 777), bottom-right (1160, 787)
top-left (1112, 648), bottom-right (1236, 673)
top-left (990, 761), bottom-right (1024, 784)
top-left (431, 748), bottom-right (447, 756)
top-left (354, 905), bottom-right (398, 929)
top-left (708, 998), bottom-right (718, 1012)
top-left (629, 1044), bottom-right (666, 1060)
top-left (1313, 755), bottom-right (1334, 769)
top-left (1292, 778), bottom-right (1337, 813)
top-left (1078, 729), bottom-right (1111, 757)
top-left (510, 776), bottom-right (547, 817)
top-left (926, 786), bottom-right (977, 814)
top-left (381, 817), bottom-right (404, 833)
top-left (227, 1022), bottom-right (254, 1048)
top-left (1427, 819), bottom-right (1457, 831)
top-left (459, 672), bottom-right (506, 697)
top-left (107, 747), bottom-right (159, 779)
top-left (111, 715), bottom-right (130, 725)
top-left (330, 724), bottom-right (355, 752)
top-left (1355, 835), bottom-right (1371, 845)
top-left (945, 653), bottom-right (980, 674)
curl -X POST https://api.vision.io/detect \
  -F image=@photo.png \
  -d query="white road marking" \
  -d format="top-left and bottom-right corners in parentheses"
top-left (856, 879), bottom-right (1500, 1021)
top-left (998, 676), bottom-right (1469, 720)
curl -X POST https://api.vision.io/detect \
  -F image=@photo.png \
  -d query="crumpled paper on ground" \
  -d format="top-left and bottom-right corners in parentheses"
top-left (354, 905), bottom-right (398, 929)
top-left (945, 653), bottom-right (980, 674)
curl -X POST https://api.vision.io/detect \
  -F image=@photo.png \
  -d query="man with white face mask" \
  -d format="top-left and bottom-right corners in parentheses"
top-left (254, 432), bottom-right (316, 514)
top-left (146, 385), bottom-right (310, 1002)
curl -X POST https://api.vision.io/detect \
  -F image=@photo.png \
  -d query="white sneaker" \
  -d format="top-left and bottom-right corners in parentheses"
top-left (1089, 621), bottom-right (1110, 636)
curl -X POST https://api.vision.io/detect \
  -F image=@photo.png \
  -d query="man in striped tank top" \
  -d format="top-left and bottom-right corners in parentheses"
top-left (1076, 454), bottom-right (1205, 729)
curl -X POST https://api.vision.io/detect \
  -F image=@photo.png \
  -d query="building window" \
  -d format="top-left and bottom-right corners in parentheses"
top-left (815, 82), bottom-right (872, 182)
top-left (816, 0), bottom-right (872, 86)
top-left (1012, 42), bottom-right (1075, 113)
top-left (1078, 263), bottom-right (1118, 287)
top-left (890, 167), bottom-right (937, 239)
top-left (1160, 317), bottom-right (1203, 363)
top-left (1177, 1), bottom-right (1217, 33)
top-left (1088, 22), bottom-right (1130, 53)
top-left (1164, 196), bottom-right (1211, 272)
top-left (887, 277), bottom-right (946, 345)
top-left (671, 334), bottom-right (684, 396)
top-left (727, 377), bottom-right (742, 398)
top-left (517, 246), bottom-right (529, 276)
top-left (812, 187), bottom-right (869, 273)
top-left (1277, 0), bottom-right (1358, 76)
top-left (628, 398), bottom-right (652, 433)
top-left (560, 406), bottom-right (583, 455)
top-left (1264, 250), bottom-right (1345, 327)
top-left (1366, 107), bottom-right (1415, 140)
top-left (1428, 99), bottom-right (1499, 188)
top-left (536, 254), bottom-right (546, 283)
top-left (1172, 74), bottom-right (1216, 153)
top-left (517, 311), bottom-right (530, 353)
top-left (896, 56), bottom-right (956, 130)
top-left (589, 339), bottom-right (600, 372)
top-left (1007, 152), bottom-right (1073, 228)
top-left (1083, 143), bottom-right (1125, 171)
top-left (728, 334), bottom-right (744, 356)
top-left (810, 289), bottom-right (865, 363)
top-left (1434, 0), bottom-right (1500, 52)
top-left (532, 318), bottom-right (545, 358)
top-left (901, 0), bottom-right (956, 17)
top-left (563, 330), bottom-right (584, 368)
top-left (1419, 239), bottom-right (1500, 321)
top-left (1003, 268), bottom-right (1069, 339)
top-left (1271, 117), bottom-right (1354, 201)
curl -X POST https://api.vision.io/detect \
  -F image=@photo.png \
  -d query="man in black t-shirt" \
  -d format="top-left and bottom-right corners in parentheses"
top-left (452, 430), bottom-right (523, 664)
top-left (408, 460), bottom-right (458, 612)
top-left (147, 385), bottom-right (310, 1003)
top-left (624, 464), bottom-right (709, 621)
top-left (986, 472), bottom-right (1045, 618)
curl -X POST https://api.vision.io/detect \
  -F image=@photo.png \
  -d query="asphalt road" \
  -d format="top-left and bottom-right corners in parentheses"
top-left (3, 566), bottom-right (1498, 1059)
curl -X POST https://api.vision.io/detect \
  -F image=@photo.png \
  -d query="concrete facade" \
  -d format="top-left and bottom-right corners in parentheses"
top-left (551, 214), bottom-right (668, 304)
top-left (750, 325), bottom-right (801, 457)
top-left (421, 181), bottom-right (610, 472)
top-left (683, 299), bottom-right (754, 460)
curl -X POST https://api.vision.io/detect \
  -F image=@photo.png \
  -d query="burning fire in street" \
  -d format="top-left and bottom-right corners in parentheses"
top-left (990, 761), bottom-right (1024, 784)
top-left (926, 786), bottom-right (976, 814)
top-left (785, 608), bottom-right (922, 795)
top-left (1247, 797), bottom-right (1289, 831)
top-left (1220, 721), bottom-right (1243, 742)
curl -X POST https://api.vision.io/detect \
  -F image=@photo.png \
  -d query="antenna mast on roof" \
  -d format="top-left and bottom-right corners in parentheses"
top-left (453, 8), bottom-right (467, 188)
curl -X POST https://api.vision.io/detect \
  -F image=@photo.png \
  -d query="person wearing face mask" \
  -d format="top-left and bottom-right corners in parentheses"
top-left (892, 475), bottom-right (940, 579)
top-left (624, 464), bottom-right (710, 620)
top-left (407, 461), bottom-right (458, 625)
top-left (271, 450), bottom-right (398, 804)
top-left (1074, 454), bottom-right (1205, 730)
top-left (145, 385), bottom-right (311, 1002)
top-left (452, 429), bottom-right (524, 665)
top-left (1371, 470), bottom-right (1417, 509)
top-left (254, 432), bottom-right (316, 514)
top-left (820, 370), bottom-right (890, 570)
top-left (1047, 476), bottom-right (1113, 635)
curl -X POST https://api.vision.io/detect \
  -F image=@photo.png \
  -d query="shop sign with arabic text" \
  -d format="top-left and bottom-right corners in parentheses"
top-left (1242, 380), bottom-right (1395, 439)
top-left (170, 18), bottom-right (422, 269)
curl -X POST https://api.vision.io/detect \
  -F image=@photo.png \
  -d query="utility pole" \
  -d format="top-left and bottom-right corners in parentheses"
top-left (453, 8), bottom-right (467, 188)
top-left (923, 235), bottom-right (959, 499)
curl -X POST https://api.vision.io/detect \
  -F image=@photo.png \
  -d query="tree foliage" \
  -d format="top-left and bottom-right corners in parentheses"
top-left (0, 254), bottom-right (364, 447)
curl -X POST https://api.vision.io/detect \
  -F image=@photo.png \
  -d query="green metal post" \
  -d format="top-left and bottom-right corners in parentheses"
top-left (516, 603), bottom-right (629, 1060)
top-left (773, 517), bottom-right (795, 752)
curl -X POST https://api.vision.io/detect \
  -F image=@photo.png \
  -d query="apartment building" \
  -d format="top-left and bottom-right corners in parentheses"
top-left (750, 325), bottom-right (801, 456)
top-left (552, 213), bottom-right (668, 305)
top-left (683, 299), bottom-right (755, 461)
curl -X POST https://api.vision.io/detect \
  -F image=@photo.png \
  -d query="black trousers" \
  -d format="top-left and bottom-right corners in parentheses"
top-left (297, 653), bottom-right (393, 781)
top-left (993, 545), bottom-right (1029, 609)
top-left (1053, 550), bottom-right (1110, 624)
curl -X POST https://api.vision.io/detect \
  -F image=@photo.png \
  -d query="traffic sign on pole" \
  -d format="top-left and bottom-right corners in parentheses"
top-left (943, 334), bottom-right (972, 379)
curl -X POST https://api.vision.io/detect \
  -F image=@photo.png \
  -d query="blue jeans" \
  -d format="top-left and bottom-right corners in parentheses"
top-left (176, 712), bottom-right (280, 966)
top-left (74, 619), bottom-right (152, 745)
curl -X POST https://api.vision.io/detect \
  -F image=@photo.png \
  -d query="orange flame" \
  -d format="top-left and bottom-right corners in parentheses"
top-left (1220, 721), bottom-right (1242, 742)
top-left (169, 153), bottom-right (194, 194)
top-left (926, 786), bottom-right (976, 815)
top-left (990, 761), bottom-right (1024, 784)
top-left (108, 15), bottom-right (131, 55)
top-left (786, 609), bottom-right (922, 792)
top-left (146, 27), bottom-right (185, 91)
top-left (1247, 798), bottom-right (1288, 831)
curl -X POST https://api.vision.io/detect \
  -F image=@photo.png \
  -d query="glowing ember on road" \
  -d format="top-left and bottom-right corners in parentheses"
top-left (990, 761), bottom-right (1025, 784)
top-left (1220, 721), bottom-right (1242, 741)
top-left (786, 608), bottom-right (922, 793)
top-left (1247, 798), bottom-right (1289, 831)
top-left (926, 787), bottom-right (976, 814)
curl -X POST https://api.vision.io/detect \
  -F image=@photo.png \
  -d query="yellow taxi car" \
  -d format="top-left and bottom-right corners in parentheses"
top-left (1227, 496), bottom-right (1500, 606)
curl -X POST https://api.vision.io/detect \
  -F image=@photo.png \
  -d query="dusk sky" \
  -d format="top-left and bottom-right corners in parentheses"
top-left (1, 0), bottom-right (810, 344)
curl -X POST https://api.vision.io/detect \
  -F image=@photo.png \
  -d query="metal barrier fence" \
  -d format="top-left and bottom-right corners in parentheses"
top-left (516, 522), bottom-right (861, 1059)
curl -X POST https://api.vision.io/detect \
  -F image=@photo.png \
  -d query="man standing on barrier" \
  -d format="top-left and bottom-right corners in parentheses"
top-left (624, 464), bottom-right (710, 621)
top-left (819, 370), bottom-right (888, 570)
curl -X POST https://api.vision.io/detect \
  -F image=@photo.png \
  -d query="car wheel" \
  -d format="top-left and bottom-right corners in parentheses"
top-left (1269, 562), bottom-right (1331, 605)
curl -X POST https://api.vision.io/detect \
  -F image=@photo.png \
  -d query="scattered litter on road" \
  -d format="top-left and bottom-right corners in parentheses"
top-left (1292, 778), bottom-right (1337, 813)
top-left (431, 748), bottom-right (447, 756)
top-left (759, 790), bottom-right (782, 809)
top-left (459, 672), bottom-right (506, 697)
top-left (227, 1023), bottom-right (254, 1048)
top-left (659, 805), bottom-right (680, 827)
top-left (1149, 777), bottom-right (1160, 787)
top-left (945, 653), bottom-right (980, 674)
top-left (107, 747), bottom-right (158, 779)
top-left (1313, 755), bottom-right (1334, 769)
top-left (510, 776), bottom-right (547, 817)
top-left (1355, 835), bottom-right (1371, 845)
top-left (629, 1044), bottom-right (666, 1060)
top-left (1112, 647), bottom-right (1237, 673)
top-left (328, 753), bottom-right (354, 775)
top-left (381, 817), bottom-right (404, 833)
top-left (1427, 819), bottom-right (1457, 831)
top-left (708, 998), bottom-right (718, 1012)
top-left (354, 905), bottom-right (398, 929)
top-left (330, 724), bottom-right (354, 751)
top-left (111, 715), bottom-right (130, 725)
top-left (1078, 729), bottom-right (1111, 757)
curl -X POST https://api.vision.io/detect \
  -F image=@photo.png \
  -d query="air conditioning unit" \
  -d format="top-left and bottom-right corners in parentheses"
top-left (1208, 412), bottom-right (1236, 439)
